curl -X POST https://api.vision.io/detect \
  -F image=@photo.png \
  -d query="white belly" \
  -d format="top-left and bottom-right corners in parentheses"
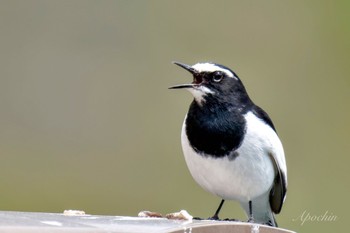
top-left (181, 112), bottom-right (279, 202)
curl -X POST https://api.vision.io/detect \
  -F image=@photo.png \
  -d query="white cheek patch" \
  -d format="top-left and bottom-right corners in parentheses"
top-left (192, 63), bottom-right (237, 79)
top-left (188, 86), bottom-right (215, 105)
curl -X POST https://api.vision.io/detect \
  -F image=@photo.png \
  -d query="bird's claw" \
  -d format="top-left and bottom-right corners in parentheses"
top-left (195, 216), bottom-right (239, 222)
top-left (247, 217), bottom-right (255, 223)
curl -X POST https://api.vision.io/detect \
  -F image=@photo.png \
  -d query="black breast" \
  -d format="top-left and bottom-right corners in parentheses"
top-left (185, 101), bottom-right (247, 158)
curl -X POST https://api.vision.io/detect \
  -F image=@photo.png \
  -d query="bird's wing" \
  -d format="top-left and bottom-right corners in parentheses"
top-left (252, 105), bottom-right (287, 214)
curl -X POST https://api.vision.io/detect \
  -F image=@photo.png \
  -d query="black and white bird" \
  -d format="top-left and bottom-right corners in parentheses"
top-left (169, 61), bottom-right (287, 227)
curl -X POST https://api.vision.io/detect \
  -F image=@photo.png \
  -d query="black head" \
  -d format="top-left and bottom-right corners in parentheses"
top-left (170, 61), bottom-right (251, 107)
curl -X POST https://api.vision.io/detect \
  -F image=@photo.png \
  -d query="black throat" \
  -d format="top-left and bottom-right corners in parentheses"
top-left (185, 96), bottom-right (252, 158)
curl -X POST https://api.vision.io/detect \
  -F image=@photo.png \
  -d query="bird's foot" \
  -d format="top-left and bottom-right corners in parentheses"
top-left (193, 215), bottom-right (221, 221)
top-left (194, 216), bottom-right (239, 222)
top-left (223, 218), bottom-right (239, 222)
top-left (247, 217), bottom-right (255, 223)
top-left (208, 214), bottom-right (220, 221)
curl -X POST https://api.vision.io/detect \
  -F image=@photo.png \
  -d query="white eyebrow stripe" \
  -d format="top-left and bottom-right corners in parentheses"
top-left (192, 63), bottom-right (237, 79)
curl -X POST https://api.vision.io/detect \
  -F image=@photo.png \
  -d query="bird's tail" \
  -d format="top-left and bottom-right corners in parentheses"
top-left (270, 212), bottom-right (278, 227)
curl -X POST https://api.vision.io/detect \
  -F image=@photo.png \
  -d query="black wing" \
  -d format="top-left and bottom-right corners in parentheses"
top-left (252, 105), bottom-right (287, 214)
top-left (268, 151), bottom-right (287, 214)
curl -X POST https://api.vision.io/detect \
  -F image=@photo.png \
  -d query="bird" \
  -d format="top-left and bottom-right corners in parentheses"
top-left (169, 61), bottom-right (287, 227)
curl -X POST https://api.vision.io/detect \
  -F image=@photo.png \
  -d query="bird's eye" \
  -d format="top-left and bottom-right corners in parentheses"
top-left (212, 72), bottom-right (223, 82)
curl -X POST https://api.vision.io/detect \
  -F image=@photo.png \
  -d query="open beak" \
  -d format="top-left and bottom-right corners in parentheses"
top-left (169, 61), bottom-right (199, 89)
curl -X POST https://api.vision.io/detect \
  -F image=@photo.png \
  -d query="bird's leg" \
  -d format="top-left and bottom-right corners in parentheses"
top-left (247, 200), bottom-right (255, 223)
top-left (209, 199), bottom-right (225, 220)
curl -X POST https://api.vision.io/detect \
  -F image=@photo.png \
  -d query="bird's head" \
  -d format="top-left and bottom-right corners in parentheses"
top-left (170, 61), bottom-right (248, 105)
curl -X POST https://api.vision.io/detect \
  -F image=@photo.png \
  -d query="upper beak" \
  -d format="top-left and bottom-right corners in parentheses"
top-left (172, 61), bottom-right (198, 74)
top-left (169, 61), bottom-right (198, 89)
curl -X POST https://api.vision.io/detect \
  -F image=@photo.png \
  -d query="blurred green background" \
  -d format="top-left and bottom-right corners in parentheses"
top-left (0, 0), bottom-right (349, 232)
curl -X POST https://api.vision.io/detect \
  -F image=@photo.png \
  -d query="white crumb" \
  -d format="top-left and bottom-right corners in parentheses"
top-left (166, 210), bottom-right (193, 221)
top-left (63, 210), bottom-right (86, 216)
top-left (138, 210), bottom-right (163, 218)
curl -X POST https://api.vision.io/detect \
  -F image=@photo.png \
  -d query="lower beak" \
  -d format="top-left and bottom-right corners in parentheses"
top-left (168, 84), bottom-right (195, 89)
